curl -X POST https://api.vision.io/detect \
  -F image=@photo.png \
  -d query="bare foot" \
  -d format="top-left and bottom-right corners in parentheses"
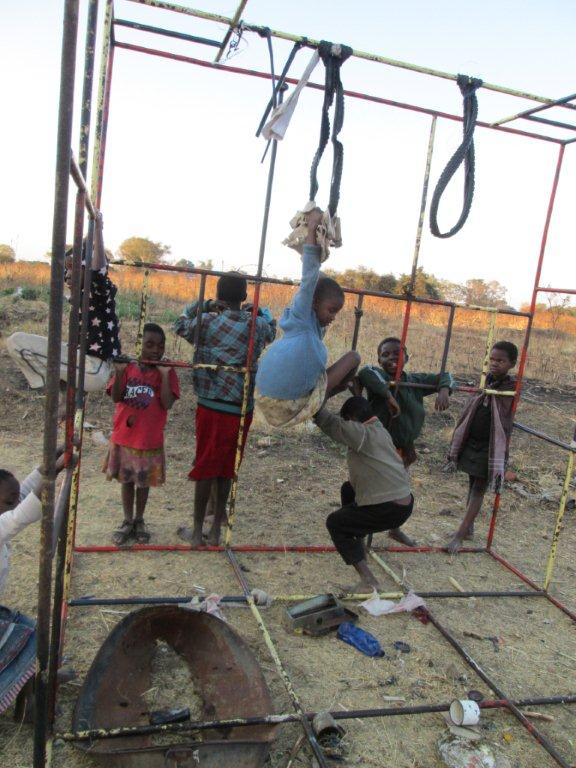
top-left (447, 535), bottom-right (463, 554)
top-left (202, 514), bottom-right (215, 536)
top-left (205, 527), bottom-right (221, 546)
top-left (177, 526), bottom-right (203, 547)
top-left (388, 528), bottom-right (417, 547)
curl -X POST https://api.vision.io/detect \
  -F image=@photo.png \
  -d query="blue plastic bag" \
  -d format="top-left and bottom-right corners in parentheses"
top-left (337, 622), bottom-right (385, 657)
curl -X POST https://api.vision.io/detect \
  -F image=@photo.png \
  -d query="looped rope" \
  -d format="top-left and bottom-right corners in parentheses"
top-left (429, 74), bottom-right (483, 238)
top-left (309, 41), bottom-right (353, 217)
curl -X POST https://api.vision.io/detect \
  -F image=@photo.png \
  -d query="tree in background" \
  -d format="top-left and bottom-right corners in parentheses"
top-left (0, 244), bottom-right (16, 263)
top-left (398, 267), bottom-right (441, 299)
top-left (463, 278), bottom-right (508, 308)
top-left (196, 259), bottom-right (214, 270)
top-left (324, 265), bottom-right (397, 293)
top-left (117, 237), bottom-right (171, 264)
top-left (175, 258), bottom-right (195, 269)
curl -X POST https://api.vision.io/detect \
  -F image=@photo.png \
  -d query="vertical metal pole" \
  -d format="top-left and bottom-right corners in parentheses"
top-left (479, 310), bottom-right (497, 390)
top-left (511, 145), bottom-right (565, 409)
top-left (486, 146), bottom-right (565, 550)
top-left (543, 437), bottom-right (575, 590)
top-left (439, 305), bottom-right (455, 377)
top-left (34, 3), bottom-right (79, 766)
top-left (91, 0), bottom-right (113, 206)
top-left (351, 293), bottom-right (364, 351)
top-left (79, 0), bottom-right (99, 179)
top-left (45, 189), bottom-right (85, 725)
top-left (224, 94), bottom-right (282, 547)
top-left (135, 269), bottom-right (150, 357)
top-left (396, 116), bottom-right (437, 383)
top-left (192, 273), bottom-right (207, 356)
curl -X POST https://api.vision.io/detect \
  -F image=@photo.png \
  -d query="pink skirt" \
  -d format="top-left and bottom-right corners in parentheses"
top-left (103, 442), bottom-right (165, 488)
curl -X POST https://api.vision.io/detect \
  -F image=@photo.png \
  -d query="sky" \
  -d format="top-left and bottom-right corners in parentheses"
top-left (1, 0), bottom-right (575, 308)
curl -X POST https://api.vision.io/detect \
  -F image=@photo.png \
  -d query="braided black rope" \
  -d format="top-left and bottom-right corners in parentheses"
top-left (429, 74), bottom-right (483, 238)
top-left (309, 42), bottom-right (352, 216)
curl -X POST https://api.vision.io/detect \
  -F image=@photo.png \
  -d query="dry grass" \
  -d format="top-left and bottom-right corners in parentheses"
top-left (0, 265), bottom-right (575, 767)
top-left (1, 261), bottom-right (575, 386)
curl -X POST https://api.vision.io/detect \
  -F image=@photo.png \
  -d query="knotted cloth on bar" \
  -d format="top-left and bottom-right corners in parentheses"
top-left (447, 377), bottom-right (515, 492)
top-left (0, 607), bottom-right (36, 714)
top-left (282, 202), bottom-right (341, 262)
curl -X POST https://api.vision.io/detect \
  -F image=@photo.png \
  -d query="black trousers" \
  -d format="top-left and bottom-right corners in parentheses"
top-left (326, 482), bottom-right (413, 565)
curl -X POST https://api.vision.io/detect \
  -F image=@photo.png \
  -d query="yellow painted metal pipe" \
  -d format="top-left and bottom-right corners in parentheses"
top-left (543, 450), bottom-right (574, 591)
top-left (127, 0), bottom-right (571, 108)
top-left (479, 312), bottom-right (497, 391)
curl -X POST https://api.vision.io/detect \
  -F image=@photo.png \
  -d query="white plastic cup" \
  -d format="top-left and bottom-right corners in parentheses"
top-left (449, 699), bottom-right (481, 726)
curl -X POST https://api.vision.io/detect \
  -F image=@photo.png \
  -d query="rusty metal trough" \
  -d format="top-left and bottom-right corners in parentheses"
top-left (72, 606), bottom-right (277, 767)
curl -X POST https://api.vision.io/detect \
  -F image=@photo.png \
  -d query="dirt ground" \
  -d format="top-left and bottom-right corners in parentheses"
top-left (0, 338), bottom-right (575, 767)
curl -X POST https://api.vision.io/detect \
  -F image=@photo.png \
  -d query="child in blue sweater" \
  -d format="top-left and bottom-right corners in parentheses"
top-left (256, 209), bottom-right (360, 427)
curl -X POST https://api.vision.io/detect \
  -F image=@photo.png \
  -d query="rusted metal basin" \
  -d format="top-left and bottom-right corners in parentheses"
top-left (72, 606), bottom-right (277, 767)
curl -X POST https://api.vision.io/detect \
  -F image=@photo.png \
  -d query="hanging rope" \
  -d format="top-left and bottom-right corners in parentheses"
top-left (255, 40), bottom-right (305, 138)
top-left (309, 41), bottom-right (353, 217)
top-left (429, 74), bottom-right (483, 238)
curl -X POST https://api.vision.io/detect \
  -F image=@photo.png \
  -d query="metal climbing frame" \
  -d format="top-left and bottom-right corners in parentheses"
top-left (33, 2), bottom-right (575, 767)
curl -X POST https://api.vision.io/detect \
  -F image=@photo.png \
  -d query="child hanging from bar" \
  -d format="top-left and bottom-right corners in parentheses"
top-left (256, 208), bottom-right (360, 427)
top-left (356, 336), bottom-right (453, 545)
top-left (174, 273), bottom-right (276, 546)
top-left (314, 396), bottom-right (414, 592)
top-left (445, 341), bottom-right (517, 554)
top-left (104, 323), bottom-right (179, 545)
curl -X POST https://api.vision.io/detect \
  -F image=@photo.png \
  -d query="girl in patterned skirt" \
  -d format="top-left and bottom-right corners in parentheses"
top-left (104, 323), bottom-right (179, 545)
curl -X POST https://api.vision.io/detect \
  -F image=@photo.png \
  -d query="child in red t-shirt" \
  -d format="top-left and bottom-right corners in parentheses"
top-left (104, 323), bottom-right (179, 545)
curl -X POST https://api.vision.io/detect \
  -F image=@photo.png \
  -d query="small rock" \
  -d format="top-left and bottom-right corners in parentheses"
top-left (276, 478), bottom-right (284, 484)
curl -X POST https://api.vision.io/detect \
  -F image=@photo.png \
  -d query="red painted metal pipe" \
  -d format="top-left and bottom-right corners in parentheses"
top-left (486, 145), bottom-right (566, 549)
top-left (114, 41), bottom-right (563, 145)
top-left (536, 286), bottom-right (576, 295)
top-left (489, 550), bottom-right (576, 623)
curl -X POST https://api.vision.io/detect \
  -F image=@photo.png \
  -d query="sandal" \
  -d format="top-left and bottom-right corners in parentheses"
top-left (134, 520), bottom-right (151, 544)
top-left (112, 521), bottom-right (133, 546)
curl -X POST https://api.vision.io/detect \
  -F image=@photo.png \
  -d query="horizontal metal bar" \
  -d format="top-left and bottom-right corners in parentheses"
top-left (69, 594), bottom-right (249, 606)
top-left (492, 91), bottom-right (576, 127)
top-left (68, 589), bottom-right (544, 607)
top-left (115, 355), bottom-right (254, 374)
top-left (114, 18), bottom-right (221, 47)
top-left (113, 41), bottom-right (564, 145)
top-left (125, 0), bottom-right (576, 112)
top-left (488, 550), bottom-right (576, 623)
top-left (55, 693), bottom-right (576, 742)
top-left (390, 381), bottom-right (517, 396)
top-left (524, 114), bottom-right (576, 131)
top-left (514, 422), bottom-right (576, 452)
top-left (69, 153), bottom-right (98, 218)
top-left (536, 286), bottom-right (576, 295)
top-left (73, 544), bottom-right (486, 554)
top-left (111, 258), bottom-right (532, 318)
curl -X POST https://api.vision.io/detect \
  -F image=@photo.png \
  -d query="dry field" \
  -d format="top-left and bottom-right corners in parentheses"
top-left (0, 270), bottom-right (575, 768)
